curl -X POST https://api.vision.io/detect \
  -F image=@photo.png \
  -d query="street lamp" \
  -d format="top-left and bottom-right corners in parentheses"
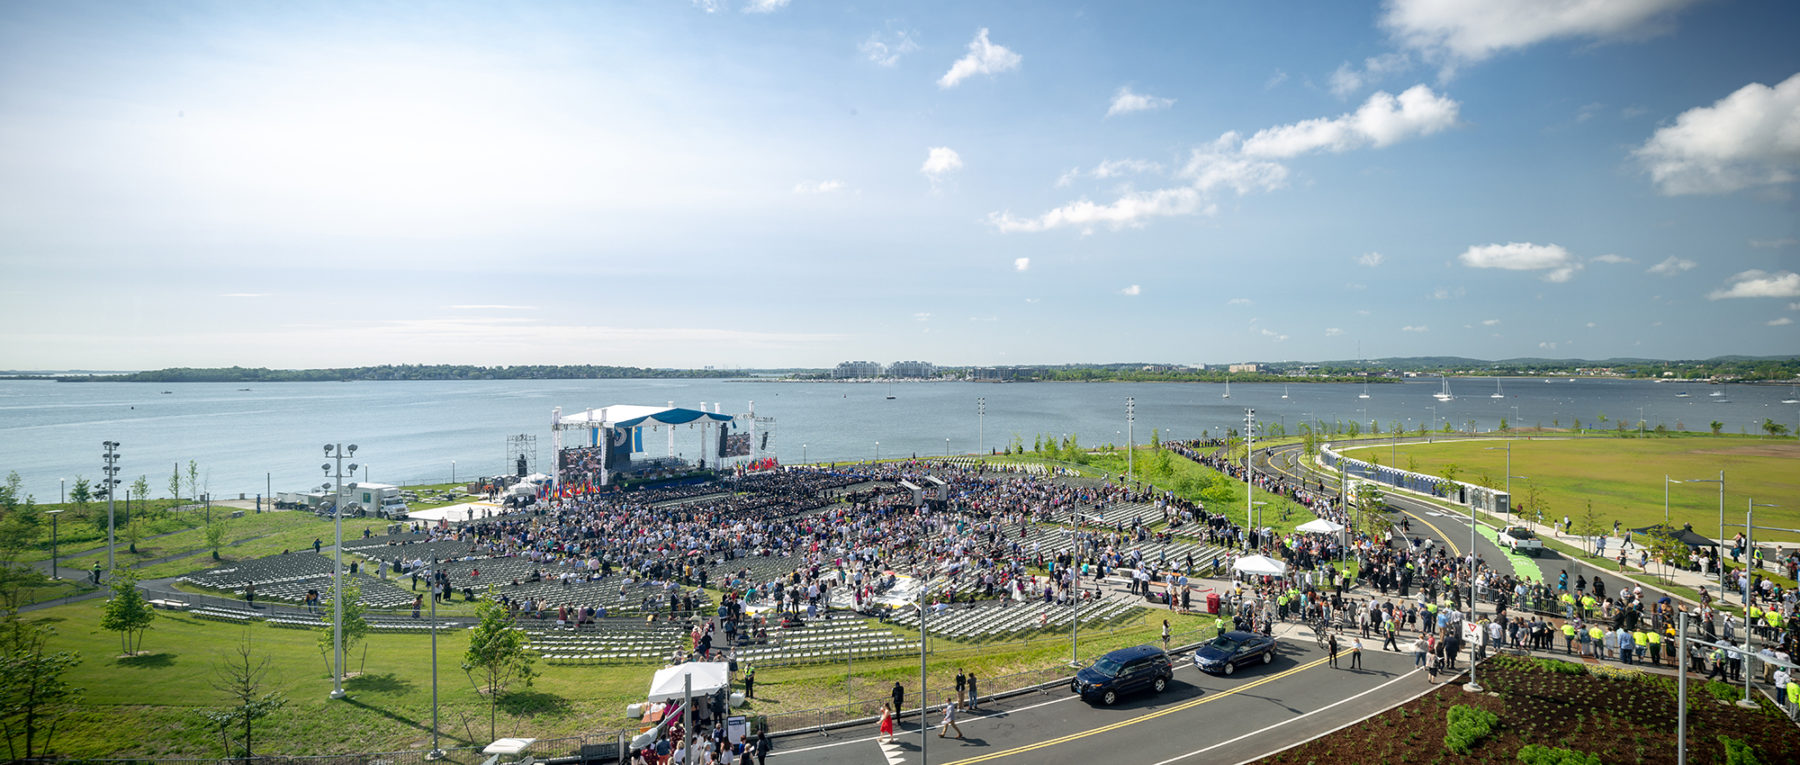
top-left (322, 443), bottom-right (360, 700)
top-left (46, 509), bottom-right (64, 581)
top-left (59, 478), bottom-right (65, 506)
top-left (874, 442), bottom-right (879, 463)
top-left (1244, 409), bottom-right (1256, 544)
top-left (427, 570), bottom-right (444, 760)
top-left (1682, 472), bottom-right (1726, 597)
top-left (1249, 501), bottom-right (1268, 550)
top-left (1127, 398), bottom-right (1136, 479)
top-left (978, 397), bottom-right (985, 454)
top-left (1736, 500), bottom-right (1779, 708)
top-left (802, 443), bottom-right (807, 464)
top-left (945, 437), bottom-right (950, 458)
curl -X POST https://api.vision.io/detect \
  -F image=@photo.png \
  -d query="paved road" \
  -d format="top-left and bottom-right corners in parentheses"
top-left (773, 633), bottom-right (1433, 765)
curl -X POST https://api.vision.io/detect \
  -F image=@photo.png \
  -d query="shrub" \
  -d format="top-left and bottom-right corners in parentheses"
top-left (1535, 658), bottom-right (1586, 675)
top-left (1705, 681), bottom-right (1743, 703)
top-left (1517, 744), bottom-right (1602, 765)
top-left (1444, 704), bottom-right (1499, 755)
top-left (1719, 735), bottom-right (1765, 765)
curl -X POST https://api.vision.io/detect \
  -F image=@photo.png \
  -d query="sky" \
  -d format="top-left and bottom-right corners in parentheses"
top-left (1, 0), bottom-right (1797, 370)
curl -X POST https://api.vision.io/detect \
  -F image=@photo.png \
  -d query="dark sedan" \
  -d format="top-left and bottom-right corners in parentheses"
top-left (1192, 631), bottom-right (1277, 675)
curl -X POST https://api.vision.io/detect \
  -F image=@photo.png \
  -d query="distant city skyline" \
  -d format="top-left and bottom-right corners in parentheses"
top-left (2, 1), bottom-right (1796, 369)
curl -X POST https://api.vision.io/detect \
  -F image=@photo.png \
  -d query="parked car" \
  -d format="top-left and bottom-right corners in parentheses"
top-left (1501, 526), bottom-right (1543, 557)
top-left (1071, 644), bottom-right (1173, 705)
top-left (1192, 630), bottom-right (1277, 675)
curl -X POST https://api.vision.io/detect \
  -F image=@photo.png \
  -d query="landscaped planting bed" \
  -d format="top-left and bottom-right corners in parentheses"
top-left (1259, 655), bottom-right (1800, 764)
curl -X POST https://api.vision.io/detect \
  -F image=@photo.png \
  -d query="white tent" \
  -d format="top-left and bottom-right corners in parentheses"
top-left (1232, 554), bottom-right (1288, 577)
top-left (647, 662), bottom-right (729, 702)
top-left (1296, 519), bottom-right (1345, 534)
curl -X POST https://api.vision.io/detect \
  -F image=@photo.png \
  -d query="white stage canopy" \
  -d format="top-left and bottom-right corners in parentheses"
top-left (557, 405), bottom-right (734, 430)
top-left (1295, 519), bottom-right (1345, 534)
top-left (647, 662), bottom-right (730, 702)
top-left (1232, 554), bottom-right (1288, 577)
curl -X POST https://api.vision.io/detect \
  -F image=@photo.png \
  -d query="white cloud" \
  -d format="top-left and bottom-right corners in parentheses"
top-left (920, 147), bottom-right (963, 178)
top-left (1538, 341), bottom-right (1558, 350)
top-left (1381, 0), bottom-right (1702, 69)
top-left (1647, 256), bottom-right (1697, 275)
top-left (743, 0), bottom-right (789, 13)
top-left (1457, 242), bottom-right (1582, 282)
top-left (1092, 158), bottom-right (1163, 178)
top-left (860, 29), bottom-right (920, 67)
top-left (1482, 318), bottom-right (1501, 326)
top-left (1179, 137), bottom-right (1292, 193)
top-left (1259, 328), bottom-right (1290, 342)
top-left (1635, 72), bottom-right (1800, 195)
top-left (1107, 86), bottom-right (1175, 117)
top-left (1227, 298), bottom-right (1253, 306)
top-left (222, 292), bottom-right (269, 298)
top-left (1586, 321), bottom-right (1597, 328)
top-left (1013, 257), bottom-right (1030, 272)
top-left (1266, 70), bottom-right (1290, 90)
top-left (1357, 251), bottom-right (1386, 267)
top-left (1791, 302), bottom-right (1800, 311)
top-left (1328, 53), bottom-right (1410, 98)
top-left (1402, 325), bottom-right (1429, 333)
top-left (1430, 287), bottom-right (1466, 300)
top-left (1325, 327), bottom-right (1345, 336)
top-left (1591, 253), bottom-right (1633, 264)
top-left (938, 28), bottom-right (1021, 89)
top-left (988, 187), bottom-right (1208, 233)
top-left (912, 312), bottom-right (931, 322)
top-left (692, 0), bottom-right (724, 13)
top-left (792, 179), bottom-right (845, 194)
top-left (1054, 167), bottom-right (1081, 188)
top-left (1120, 284), bottom-right (1142, 296)
top-left (1241, 85), bottom-right (1459, 158)
top-left (1771, 317), bottom-right (1795, 326)
top-left (449, 304), bottom-right (534, 310)
top-left (1708, 270), bottom-right (1800, 300)
top-left (1751, 238), bottom-right (1798, 249)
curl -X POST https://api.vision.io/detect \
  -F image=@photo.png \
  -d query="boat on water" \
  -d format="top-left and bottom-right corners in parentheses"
top-left (1675, 390), bottom-right (1690, 398)
top-left (1709, 390), bottom-right (1725, 398)
top-left (1433, 375), bottom-right (1454, 402)
top-left (1782, 385), bottom-right (1798, 404)
top-left (1490, 379), bottom-right (1504, 399)
top-left (1222, 377), bottom-right (1231, 399)
top-left (885, 381), bottom-right (895, 400)
top-left (1281, 385), bottom-right (1289, 399)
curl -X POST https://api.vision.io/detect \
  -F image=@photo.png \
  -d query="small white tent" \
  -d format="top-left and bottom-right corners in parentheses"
top-left (647, 662), bottom-right (730, 702)
top-left (1296, 519), bottom-right (1345, 534)
top-left (1232, 554), bottom-right (1288, 577)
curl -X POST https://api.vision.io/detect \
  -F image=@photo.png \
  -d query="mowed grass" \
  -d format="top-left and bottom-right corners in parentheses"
top-left (20, 589), bottom-right (1215, 758)
top-left (56, 510), bottom-right (394, 582)
top-left (1341, 436), bottom-right (1800, 543)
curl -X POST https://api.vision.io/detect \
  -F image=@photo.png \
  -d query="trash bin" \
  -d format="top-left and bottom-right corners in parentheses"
top-left (1206, 593), bottom-right (1221, 615)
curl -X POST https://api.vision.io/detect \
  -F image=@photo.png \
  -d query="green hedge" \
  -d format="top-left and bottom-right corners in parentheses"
top-left (1517, 744), bottom-right (1602, 765)
top-left (1720, 735), bottom-right (1765, 765)
top-left (1445, 704), bottom-right (1500, 755)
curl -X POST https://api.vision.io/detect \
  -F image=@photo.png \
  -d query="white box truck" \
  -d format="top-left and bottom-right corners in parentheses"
top-left (341, 483), bottom-right (408, 519)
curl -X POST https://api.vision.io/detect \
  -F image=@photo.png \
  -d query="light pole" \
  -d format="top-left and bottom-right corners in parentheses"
top-left (46, 509), bottom-right (64, 581)
top-left (978, 397), bottom-right (985, 454)
top-left (101, 441), bottom-right (121, 574)
top-left (1736, 500), bottom-right (1779, 708)
top-left (1683, 472), bottom-right (1726, 597)
top-left (874, 441), bottom-right (879, 463)
top-left (945, 437), bottom-right (950, 458)
top-left (1244, 408), bottom-right (1255, 543)
top-left (1127, 397), bottom-right (1135, 480)
top-left (1638, 406), bottom-right (1647, 436)
top-left (1463, 481), bottom-right (1481, 695)
top-left (59, 478), bottom-right (65, 506)
top-left (802, 443), bottom-right (807, 464)
top-left (427, 573), bottom-right (443, 760)
top-left (451, 460), bottom-right (456, 483)
top-left (322, 443), bottom-right (360, 700)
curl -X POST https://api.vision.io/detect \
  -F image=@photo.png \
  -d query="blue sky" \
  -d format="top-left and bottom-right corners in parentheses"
top-left (1, 0), bottom-right (1796, 369)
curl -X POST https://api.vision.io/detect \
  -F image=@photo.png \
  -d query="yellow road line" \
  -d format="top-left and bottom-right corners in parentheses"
top-left (942, 655), bottom-right (1333, 765)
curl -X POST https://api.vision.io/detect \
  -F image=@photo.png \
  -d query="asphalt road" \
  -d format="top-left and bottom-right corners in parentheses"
top-left (771, 636), bottom-right (1432, 765)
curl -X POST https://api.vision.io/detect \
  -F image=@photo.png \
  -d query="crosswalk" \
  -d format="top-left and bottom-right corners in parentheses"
top-left (876, 737), bottom-right (906, 765)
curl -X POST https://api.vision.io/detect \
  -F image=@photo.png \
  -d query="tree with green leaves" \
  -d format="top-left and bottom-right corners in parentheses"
top-left (200, 628), bottom-right (286, 762)
top-left (463, 589), bottom-right (536, 741)
top-left (1763, 419), bottom-right (1790, 438)
top-left (1150, 428), bottom-right (1161, 450)
top-left (131, 475), bottom-right (150, 518)
top-left (1645, 529), bottom-right (1688, 581)
top-left (186, 460), bottom-right (201, 508)
top-left (1711, 420), bottom-right (1724, 435)
top-left (123, 516), bottom-right (145, 555)
top-left (0, 619), bottom-right (82, 761)
top-left (1574, 500), bottom-right (1606, 557)
top-left (169, 464), bottom-right (182, 505)
top-left (205, 521), bottom-right (227, 560)
top-left (317, 579), bottom-right (370, 675)
top-left (99, 569), bottom-right (155, 656)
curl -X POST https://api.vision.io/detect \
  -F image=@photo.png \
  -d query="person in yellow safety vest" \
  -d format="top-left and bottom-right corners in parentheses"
top-left (1787, 679), bottom-right (1799, 719)
top-left (1589, 625), bottom-right (1606, 658)
top-left (1563, 622), bottom-right (1577, 655)
top-left (1647, 629), bottom-right (1662, 666)
top-left (1766, 609), bottom-right (1781, 633)
top-left (1633, 629), bottom-right (1648, 665)
top-left (1581, 594), bottom-right (1596, 617)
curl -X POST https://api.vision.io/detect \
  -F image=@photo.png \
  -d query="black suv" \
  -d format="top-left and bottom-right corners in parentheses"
top-left (1072, 644), bottom-right (1173, 705)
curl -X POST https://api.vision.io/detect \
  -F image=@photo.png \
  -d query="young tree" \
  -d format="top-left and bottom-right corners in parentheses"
top-left (123, 517), bottom-right (145, 556)
top-left (0, 620), bottom-right (83, 761)
top-left (205, 521), bottom-right (227, 560)
top-left (131, 475), bottom-right (150, 519)
top-left (186, 460), bottom-right (201, 508)
top-left (1646, 530), bottom-right (1688, 581)
top-left (463, 589), bottom-right (537, 741)
top-left (201, 628), bottom-right (286, 762)
top-left (1574, 501), bottom-right (1606, 557)
top-left (1150, 428), bottom-right (1161, 450)
top-left (317, 580), bottom-right (370, 675)
top-left (1763, 419), bottom-right (1790, 438)
top-left (1710, 420), bottom-right (1724, 436)
top-left (169, 464), bottom-right (182, 506)
top-left (0, 473), bottom-right (16, 518)
top-left (99, 569), bottom-right (155, 656)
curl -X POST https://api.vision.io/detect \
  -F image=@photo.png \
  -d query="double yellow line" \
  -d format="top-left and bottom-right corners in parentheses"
top-left (943, 655), bottom-right (1333, 764)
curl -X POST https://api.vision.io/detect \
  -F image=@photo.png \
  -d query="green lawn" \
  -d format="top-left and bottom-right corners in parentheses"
top-left (55, 511), bottom-right (393, 583)
top-left (1079, 448), bottom-right (1320, 535)
top-left (1341, 436), bottom-right (1800, 544)
top-left (15, 594), bottom-right (1215, 759)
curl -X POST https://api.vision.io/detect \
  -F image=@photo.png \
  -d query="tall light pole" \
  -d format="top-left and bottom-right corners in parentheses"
top-left (1127, 397), bottom-right (1135, 480)
top-left (59, 478), bottom-right (65, 506)
top-left (101, 441), bottom-right (121, 574)
top-left (1463, 478), bottom-right (1481, 695)
top-left (1737, 500), bottom-right (1779, 708)
top-left (1683, 472), bottom-right (1725, 597)
top-left (945, 437), bottom-right (950, 458)
top-left (46, 509), bottom-right (64, 581)
top-left (1665, 476), bottom-right (1681, 525)
top-left (978, 397), bottom-right (985, 454)
top-left (874, 441), bottom-right (879, 463)
top-left (451, 460), bottom-right (456, 483)
top-left (322, 443), bottom-right (360, 700)
top-left (802, 443), bottom-right (807, 464)
top-left (1244, 409), bottom-right (1255, 542)
top-left (427, 573), bottom-right (443, 760)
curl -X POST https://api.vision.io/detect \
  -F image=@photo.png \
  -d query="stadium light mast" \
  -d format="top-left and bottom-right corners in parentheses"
top-left (322, 443), bottom-right (359, 700)
top-left (101, 441), bottom-right (121, 574)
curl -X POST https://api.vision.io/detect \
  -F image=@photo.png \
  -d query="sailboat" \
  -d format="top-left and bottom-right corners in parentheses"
top-left (1222, 376), bottom-right (1231, 399)
top-left (1358, 377), bottom-right (1370, 399)
top-left (1675, 389), bottom-right (1690, 398)
top-left (1433, 375), bottom-right (1454, 402)
top-left (1783, 385), bottom-right (1798, 405)
top-left (1356, 342), bottom-right (1370, 399)
top-left (885, 380), bottom-right (896, 400)
top-left (1281, 385), bottom-right (1289, 399)
top-left (1491, 379), bottom-right (1505, 399)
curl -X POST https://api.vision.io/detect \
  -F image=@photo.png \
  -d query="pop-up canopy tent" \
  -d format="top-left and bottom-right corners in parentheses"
top-left (1630, 523), bottom-right (1719, 548)
top-left (647, 662), bottom-right (729, 702)
top-left (1232, 554), bottom-right (1288, 577)
top-left (1296, 519), bottom-right (1345, 534)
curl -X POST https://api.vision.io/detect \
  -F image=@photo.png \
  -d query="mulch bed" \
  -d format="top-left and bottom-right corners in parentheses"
top-left (1258, 655), bottom-right (1800, 764)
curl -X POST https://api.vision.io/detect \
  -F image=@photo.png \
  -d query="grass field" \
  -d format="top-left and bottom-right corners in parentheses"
top-left (14, 592), bottom-right (1214, 759)
top-left (1341, 436), bottom-right (1800, 544)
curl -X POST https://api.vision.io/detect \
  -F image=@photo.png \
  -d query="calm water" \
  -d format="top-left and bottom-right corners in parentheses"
top-left (1, 377), bottom-right (1794, 502)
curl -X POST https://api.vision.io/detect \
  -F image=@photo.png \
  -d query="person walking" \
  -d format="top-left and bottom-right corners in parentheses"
top-left (878, 703), bottom-right (895, 743)
top-left (954, 670), bottom-right (966, 710)
top-left (891, 681), bottom-right (904, 716)
top-left (1350, 637), bottom-right (1364, 670)
top-left (938, 697), bottom-right (963, 739)
top-left (966, 672), bottom-right (979, 711)
top-left (752, 730), bottom-right (771, 765)
top-left (1328, 632), bottom-right (1340, 668)
top-left (1425, 647), bottom-right (1440, 683)
top-left (1162, 619), bottom-right (1172, 651)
